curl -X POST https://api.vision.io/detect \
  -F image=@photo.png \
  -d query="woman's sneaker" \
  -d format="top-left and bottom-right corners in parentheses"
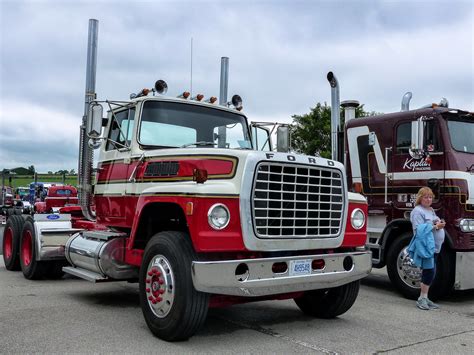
top-left (426, 298), bottom-right (440, 309)
top-left (416, 297), bottom-right (430, 310)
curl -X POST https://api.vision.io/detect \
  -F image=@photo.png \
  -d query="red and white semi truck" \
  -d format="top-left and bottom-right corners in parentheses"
top-left (327, 72), bottom-right (474, 300)
top-left (2, 20), bottom-right (371, 341)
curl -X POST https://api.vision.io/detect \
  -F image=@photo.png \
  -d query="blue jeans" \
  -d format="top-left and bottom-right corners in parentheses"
top-left (421, 253), bottom-right (439, 286)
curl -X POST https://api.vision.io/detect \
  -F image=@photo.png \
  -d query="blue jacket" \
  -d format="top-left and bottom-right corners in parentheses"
top-left (407, 223), bottom-right (435, 269)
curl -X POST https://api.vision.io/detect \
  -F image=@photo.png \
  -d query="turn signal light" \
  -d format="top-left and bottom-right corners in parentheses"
top-left (193, 168), bottom-right (208, 183)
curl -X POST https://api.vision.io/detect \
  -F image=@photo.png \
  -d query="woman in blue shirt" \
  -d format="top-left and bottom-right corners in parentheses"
top-left (410, 187), bottom-right (446, 310)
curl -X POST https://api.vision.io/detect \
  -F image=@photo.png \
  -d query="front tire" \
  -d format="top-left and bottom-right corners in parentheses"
top-left (2, 215), bottom-right (25, 271)
top-left (294, 280), bottom-right (360, 318)
top-left (386, 233), bottom-right (454, 300)
top-left (139, 231), bottom-right (209, 341)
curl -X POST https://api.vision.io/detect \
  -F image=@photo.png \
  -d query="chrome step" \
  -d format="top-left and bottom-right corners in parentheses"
top-left (63, 266), bottom-right (109, 283)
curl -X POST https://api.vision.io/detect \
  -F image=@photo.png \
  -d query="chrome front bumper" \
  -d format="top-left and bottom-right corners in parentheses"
top-left (192, 251), bottom-right (372, 297)
top-left (455, 251), bottom-right (474, 290)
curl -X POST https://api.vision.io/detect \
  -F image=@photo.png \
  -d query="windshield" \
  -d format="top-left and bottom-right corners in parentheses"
top-left (447, 119), bottom-right (474, 153)
top-left (139, 101), bottom-right (252, 149)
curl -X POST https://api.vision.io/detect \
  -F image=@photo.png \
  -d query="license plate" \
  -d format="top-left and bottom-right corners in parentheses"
top-left (289, 259), bottom-right (311, 276)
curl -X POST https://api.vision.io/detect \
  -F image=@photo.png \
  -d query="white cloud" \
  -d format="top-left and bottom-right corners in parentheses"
top-left (0, 0), bottom-right (472, 172)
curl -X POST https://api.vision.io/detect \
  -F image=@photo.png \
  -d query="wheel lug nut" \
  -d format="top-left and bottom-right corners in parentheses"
top-left (147, 271), bottom-right (153, 276)
top-left (146, 288), bottom-right (150, 293)
top-left (146, 279), bottom-right (151, 284)
top-left (158, 278), bottom-right (164, 285)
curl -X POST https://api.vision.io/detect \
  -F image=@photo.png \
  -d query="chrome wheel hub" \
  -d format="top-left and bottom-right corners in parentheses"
top-left (145, 255), bottom-right (175, 318)
top-left (396, 246), bottom-right (421, 289)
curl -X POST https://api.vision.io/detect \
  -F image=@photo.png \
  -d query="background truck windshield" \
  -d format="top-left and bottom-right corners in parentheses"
top-left (139, 101), bottom-right (251, 149)
top-left (447, 120), bottom-right (474, 153)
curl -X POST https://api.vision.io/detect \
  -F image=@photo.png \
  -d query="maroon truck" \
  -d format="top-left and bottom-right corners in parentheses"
top-left (327, 72), bottom-right (474, 299)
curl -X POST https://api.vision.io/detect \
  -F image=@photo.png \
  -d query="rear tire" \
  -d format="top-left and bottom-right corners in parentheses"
top-left (19, 217), bottom-right (48, 280)
top-left (2, 215), bottom-right (25, 271)
top-left (139, 231), bottom-right (209, 341)
top-left (294, 280), bottom-right (360, 318)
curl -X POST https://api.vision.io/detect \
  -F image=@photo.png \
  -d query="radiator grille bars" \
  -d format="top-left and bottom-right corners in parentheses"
top-left (252, 163), bottom-right (344, 238)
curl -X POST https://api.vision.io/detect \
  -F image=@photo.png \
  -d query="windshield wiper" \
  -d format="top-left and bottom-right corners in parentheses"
top-left (181, 141), bottom-right (218, 148)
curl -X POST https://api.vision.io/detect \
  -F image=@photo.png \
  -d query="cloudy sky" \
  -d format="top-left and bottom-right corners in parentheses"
top-left (0, 0), bottom-right (472, 172)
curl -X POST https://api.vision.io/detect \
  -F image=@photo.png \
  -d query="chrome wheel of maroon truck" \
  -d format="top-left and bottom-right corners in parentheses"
top-left (386, 232), bottom-right (454, 300)
top-left (2, 215), bottom-right (25, 271)
top-left (139, 231), bottom-right (209, 342)
top-left (294, 280), bottom-right (360, 318)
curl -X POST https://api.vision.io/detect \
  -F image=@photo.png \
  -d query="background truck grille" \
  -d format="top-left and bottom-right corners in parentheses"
top-left (252, 162), bottom-right (344, 238)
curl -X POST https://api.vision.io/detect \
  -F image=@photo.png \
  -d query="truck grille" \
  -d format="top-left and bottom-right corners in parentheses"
top-left (252, 162), bottom-right (344, 238)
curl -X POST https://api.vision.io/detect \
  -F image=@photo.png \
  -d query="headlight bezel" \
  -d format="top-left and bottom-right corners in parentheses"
top-left (207, 203), bottom-right (231, 230)
top-left (350, 208), bottom-right (366, 230)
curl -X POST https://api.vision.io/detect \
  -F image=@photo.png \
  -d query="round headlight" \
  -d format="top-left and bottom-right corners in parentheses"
top-left (469, 220), bottom-right (474, 232)
top-left (208, 204), bottom-right (230, 230)
top-left (351, 208), bottom-right (365, 230)
top-left (460, 219), bottom-right (468, 232)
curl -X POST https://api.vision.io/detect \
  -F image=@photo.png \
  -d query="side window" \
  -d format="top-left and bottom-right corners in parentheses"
top-left (396, 122), bottom-right (411, 154)
top-left (106, 108), bottom-right (135, 151)
top-left (424, 120), bottom-right (441, 152)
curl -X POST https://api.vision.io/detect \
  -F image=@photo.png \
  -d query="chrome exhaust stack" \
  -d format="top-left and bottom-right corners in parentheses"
top-left (219, 57), bottom-right (229, 105)
top-left (78, 19), bottom-right (99, 221)
top-left (401, 92), bottom-right (412, 111)
top-left (327, 72), bottom-right (340, 162)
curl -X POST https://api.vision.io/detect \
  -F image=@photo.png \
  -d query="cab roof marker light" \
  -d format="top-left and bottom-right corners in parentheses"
top-left (178, 91), bottom-right (191, 99)
top-left (206, 96), bottom-right (217, 104)
top-left (192, 94), bottom-right (204, 101)
top-left (130, 88), bottom-right (150, 100)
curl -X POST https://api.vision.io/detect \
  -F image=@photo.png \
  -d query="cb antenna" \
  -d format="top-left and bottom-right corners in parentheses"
top-left (190, 37), bottom-right (193, 97)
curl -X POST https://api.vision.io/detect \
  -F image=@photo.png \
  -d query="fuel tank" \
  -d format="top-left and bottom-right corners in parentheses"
top-left (65, 230), bottom-right (138, 280)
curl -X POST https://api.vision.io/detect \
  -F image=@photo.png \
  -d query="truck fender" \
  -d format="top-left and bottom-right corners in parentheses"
top-left (130, 201), bottom-right (190, 250)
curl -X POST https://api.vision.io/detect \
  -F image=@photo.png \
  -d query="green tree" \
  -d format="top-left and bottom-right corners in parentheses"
top-left (27, 165), bottom-right (35, 174)
top-left (291, 103), bottom-right (377, 158)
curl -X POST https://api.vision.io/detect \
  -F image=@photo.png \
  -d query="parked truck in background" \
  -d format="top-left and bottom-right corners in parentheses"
top-left (1, 186), bottom-right (14, 223)
top-left (327, 72), bottom-right (474, 300)
top-left (33, 185), bottom-right (78, 214)
top-left (2, 20), bottom-right (371, 341)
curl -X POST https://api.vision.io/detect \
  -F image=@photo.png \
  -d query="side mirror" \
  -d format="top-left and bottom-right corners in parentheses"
top-left (410, 117), bottom-right (425, 158)
top-left (87, 103), bottom-right (104, 138)
top-left (276, 125), bottom-right (290, 152)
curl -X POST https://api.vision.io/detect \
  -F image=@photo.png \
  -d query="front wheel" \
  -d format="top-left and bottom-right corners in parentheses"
top-left (386, 233), bottom-right (454, 300)
top-left (294, 280), bottom-right (360, 318)
top-left (139, 231), bottom-right (209, 342)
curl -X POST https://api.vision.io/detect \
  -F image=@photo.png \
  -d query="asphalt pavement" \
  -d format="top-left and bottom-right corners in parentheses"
top-left (1, 225), bottom-right (473, 353)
